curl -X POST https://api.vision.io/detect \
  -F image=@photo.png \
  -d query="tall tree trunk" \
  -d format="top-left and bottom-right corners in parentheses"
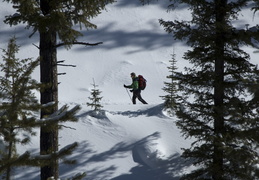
top-left (213, 0), bottom-right (227, 179)
top-left (6, 131), bottom-right (14, 180)
top-left (39, 0), bottom-right (58, 179)
top-left (39, 30), bottom-right (58, 180)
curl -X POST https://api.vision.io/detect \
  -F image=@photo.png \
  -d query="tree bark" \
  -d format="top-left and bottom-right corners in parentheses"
top-left (39, 0), bottom-right (59, 179)
top-left (213, 0), bottom-right (227, 179)
top-left (39, 30), bottom-right (58, 180)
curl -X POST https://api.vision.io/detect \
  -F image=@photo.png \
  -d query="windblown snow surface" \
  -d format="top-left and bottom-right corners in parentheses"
top-left (0, 0), bottom-right (258, 179)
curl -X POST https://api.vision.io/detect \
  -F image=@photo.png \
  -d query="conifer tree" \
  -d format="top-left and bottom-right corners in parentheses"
top-left (0, 37), bottom-right (40, 180)
top-left (161, 53), bottom-right (181, 115)
top-left (87, 79), bottom-right (103, 113)
top-left (3, 1), bottom-right (115, 179)
top-left (142, 0), bottom-right (259, 179)
top-left (0, 37), bottom-right (83, 180)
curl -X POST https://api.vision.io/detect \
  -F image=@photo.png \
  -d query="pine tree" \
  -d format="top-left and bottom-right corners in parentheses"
top-left (0, 37), bottom-right (40, 179)
top-left (4, 1), bottom-right (115, 179)
top-left (0, 37), bottom-right (84, 180)
top-left (143, 0), bottom-right (259, 179)
top-left (87, 79), bottom-right (103, 113)
top-left (161, 53), bottom-right (183, 115)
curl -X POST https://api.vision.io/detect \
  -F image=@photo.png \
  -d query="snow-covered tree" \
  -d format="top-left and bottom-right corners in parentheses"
top-left (4, 0), bottom-right (115, 179)
top-left (87, 79), bottom-right (103, 113)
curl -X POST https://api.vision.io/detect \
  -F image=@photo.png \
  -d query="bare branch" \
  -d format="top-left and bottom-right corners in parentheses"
top-left (32, 43), bottom-right (39, 49)
top-left (58, 64), bottom-right (76, 67)
top-left (57, 60), bottom-right (65, 63)
top-left (60, 124), bottom-right (77, 130)
top-left (56, 60), bottom-right (76, 67)
top-left (56, 41), bottom-right (103, 48)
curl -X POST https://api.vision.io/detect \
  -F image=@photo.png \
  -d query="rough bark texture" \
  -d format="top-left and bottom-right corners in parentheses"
top-left (213, 0), bottom-right (227, 179)
top-left (39, 30), bottom-right (58, 180)
top-left (39, 0), bottom-right (59, 179)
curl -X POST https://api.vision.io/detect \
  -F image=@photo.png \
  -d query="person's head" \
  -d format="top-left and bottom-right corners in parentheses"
top-left (130, 72), bottom-right (136, 78)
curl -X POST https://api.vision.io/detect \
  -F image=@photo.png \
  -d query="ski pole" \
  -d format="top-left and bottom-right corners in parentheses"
top-left (125, 87), bottom-right (132, 102)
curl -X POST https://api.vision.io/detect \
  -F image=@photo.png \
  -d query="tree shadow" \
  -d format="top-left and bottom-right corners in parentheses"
top-left (1, 13), bottom-right (180, 56)
top-left (59, 132), bottom-right (161, 179)
top-left (58, 131), bottom-right (192, 180)
top-left (109, 103), bottom-right (169, 118)
top-left (13, 166), bottom-right (40, 180)
top-left (112, 0), bottom-right (190, 11)
top-left (72, 21), bottom-right (179, 54)
top-left (0, 25), bottom-right (39, 47)
top-left (113, 0), bottom-right (170, 9)
top-left (110, 149), bottom-right (192, 180)
top-left (1, 0), bottom-right (183, 54)
top-left (14, 130), bottom-right (190, 180)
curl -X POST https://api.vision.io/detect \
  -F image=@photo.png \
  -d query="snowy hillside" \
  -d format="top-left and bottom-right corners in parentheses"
top-left (0, 0), bottom-right (258, 179)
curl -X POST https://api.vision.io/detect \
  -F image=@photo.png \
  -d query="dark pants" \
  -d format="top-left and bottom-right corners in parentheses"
top-left (132, 89), bottom-right (147, 104)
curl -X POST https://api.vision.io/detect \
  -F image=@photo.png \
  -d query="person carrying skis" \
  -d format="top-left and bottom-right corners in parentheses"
top-left (124, 72), bottom-right (148, 104)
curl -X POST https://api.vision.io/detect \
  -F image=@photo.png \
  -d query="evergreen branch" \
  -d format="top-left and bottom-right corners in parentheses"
top-left (34, 142), bottom-right (78, 161)
top-left (21, 142), bottom-right (79, 167)
top-left (71, 172), bottom-right (87, 180)
top-left (0, 151), bottom-right (30, 173)
top-left (41, 105), bottom-right (81, 123)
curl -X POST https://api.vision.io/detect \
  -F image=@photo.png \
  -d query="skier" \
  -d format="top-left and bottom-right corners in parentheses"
top-left (124, 72), bottom-right (148, 104)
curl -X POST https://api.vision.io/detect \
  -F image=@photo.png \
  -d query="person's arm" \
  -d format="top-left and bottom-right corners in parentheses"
top-left (124, 84), bottom-right (132, 88)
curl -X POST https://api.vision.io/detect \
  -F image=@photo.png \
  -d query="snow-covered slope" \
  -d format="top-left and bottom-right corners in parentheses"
top-left (15, 104), bottom-right (194, 180)
top-left (0, 0), bottom-right (258, 179)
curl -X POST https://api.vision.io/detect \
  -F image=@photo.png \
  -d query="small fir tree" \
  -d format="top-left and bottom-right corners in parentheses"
top-left (0, 38), bottom-right (84, 180)
top-left (0, 37), bottom-right (41, 179)
top-left (87, 79), bottom-right (103, 113)
top-left (161, 53), bottom-right (181, 115)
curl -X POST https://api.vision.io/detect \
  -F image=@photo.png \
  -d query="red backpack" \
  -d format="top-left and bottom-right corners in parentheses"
top-left (138, 75), bottom-right (146, 90)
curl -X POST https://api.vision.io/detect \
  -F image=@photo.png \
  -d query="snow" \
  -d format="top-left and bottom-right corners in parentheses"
top-left (0, 0), bottom-right (258, 179)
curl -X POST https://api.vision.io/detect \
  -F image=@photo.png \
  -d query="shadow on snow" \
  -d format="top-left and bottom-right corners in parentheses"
top-left (59, 132), bottom-right (191, 180)
top-left (107, 103), bottom-right (170, 118)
